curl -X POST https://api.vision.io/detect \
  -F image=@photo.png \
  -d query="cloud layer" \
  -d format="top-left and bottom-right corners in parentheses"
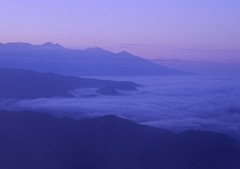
top-left (2, 75), bottom-right (240, 139)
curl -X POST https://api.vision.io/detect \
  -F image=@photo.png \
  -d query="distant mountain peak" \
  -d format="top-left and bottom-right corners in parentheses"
top-left (86, 47), bottom-right (104, 50)
top-left (118, 51), bottom-right (131, 55)
top-left (42, 42), bottom-right (63, 48)
top-left (85, 47), bottom-right (112, 53)
top-left (3, 42), bottom-right (32, 47)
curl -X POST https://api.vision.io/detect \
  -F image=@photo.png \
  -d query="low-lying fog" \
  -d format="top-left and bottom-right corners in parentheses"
top-left (1, 75), bottom-right (240, 139)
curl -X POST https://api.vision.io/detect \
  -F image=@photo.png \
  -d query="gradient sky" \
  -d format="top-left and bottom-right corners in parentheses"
top-left (0, 0), bottom-right (240, 62)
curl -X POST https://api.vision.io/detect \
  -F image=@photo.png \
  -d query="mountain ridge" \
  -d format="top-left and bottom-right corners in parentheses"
top-left (0, 42), bottom-right (190, 76)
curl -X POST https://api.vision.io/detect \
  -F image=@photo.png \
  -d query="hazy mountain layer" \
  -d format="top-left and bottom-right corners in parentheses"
top-left (0, 68), bottom-right (138, 99)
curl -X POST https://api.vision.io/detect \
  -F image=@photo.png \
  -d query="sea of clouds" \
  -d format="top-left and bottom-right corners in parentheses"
top-left (1, 75), bottom-right (240, 139)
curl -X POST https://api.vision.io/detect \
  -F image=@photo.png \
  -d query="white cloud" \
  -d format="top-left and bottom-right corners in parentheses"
top-left (2, 75), bottom-right (240, 139)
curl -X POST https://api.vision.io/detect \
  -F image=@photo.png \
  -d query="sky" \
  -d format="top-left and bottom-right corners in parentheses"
top-left (0, 0), bottom-right (240, 62)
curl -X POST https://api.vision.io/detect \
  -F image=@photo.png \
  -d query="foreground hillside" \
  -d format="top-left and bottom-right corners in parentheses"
top-left (0, 111), bottom-right (239, 169)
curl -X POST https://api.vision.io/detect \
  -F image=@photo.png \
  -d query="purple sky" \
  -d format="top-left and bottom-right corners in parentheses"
top-left (0, 0), bottom-right (240, 62)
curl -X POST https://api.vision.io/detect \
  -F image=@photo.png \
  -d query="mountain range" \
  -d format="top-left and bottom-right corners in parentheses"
top-left (0, 42), bottom-right (188, 76)
top-left (0, 111), bottom-right (239, 169)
